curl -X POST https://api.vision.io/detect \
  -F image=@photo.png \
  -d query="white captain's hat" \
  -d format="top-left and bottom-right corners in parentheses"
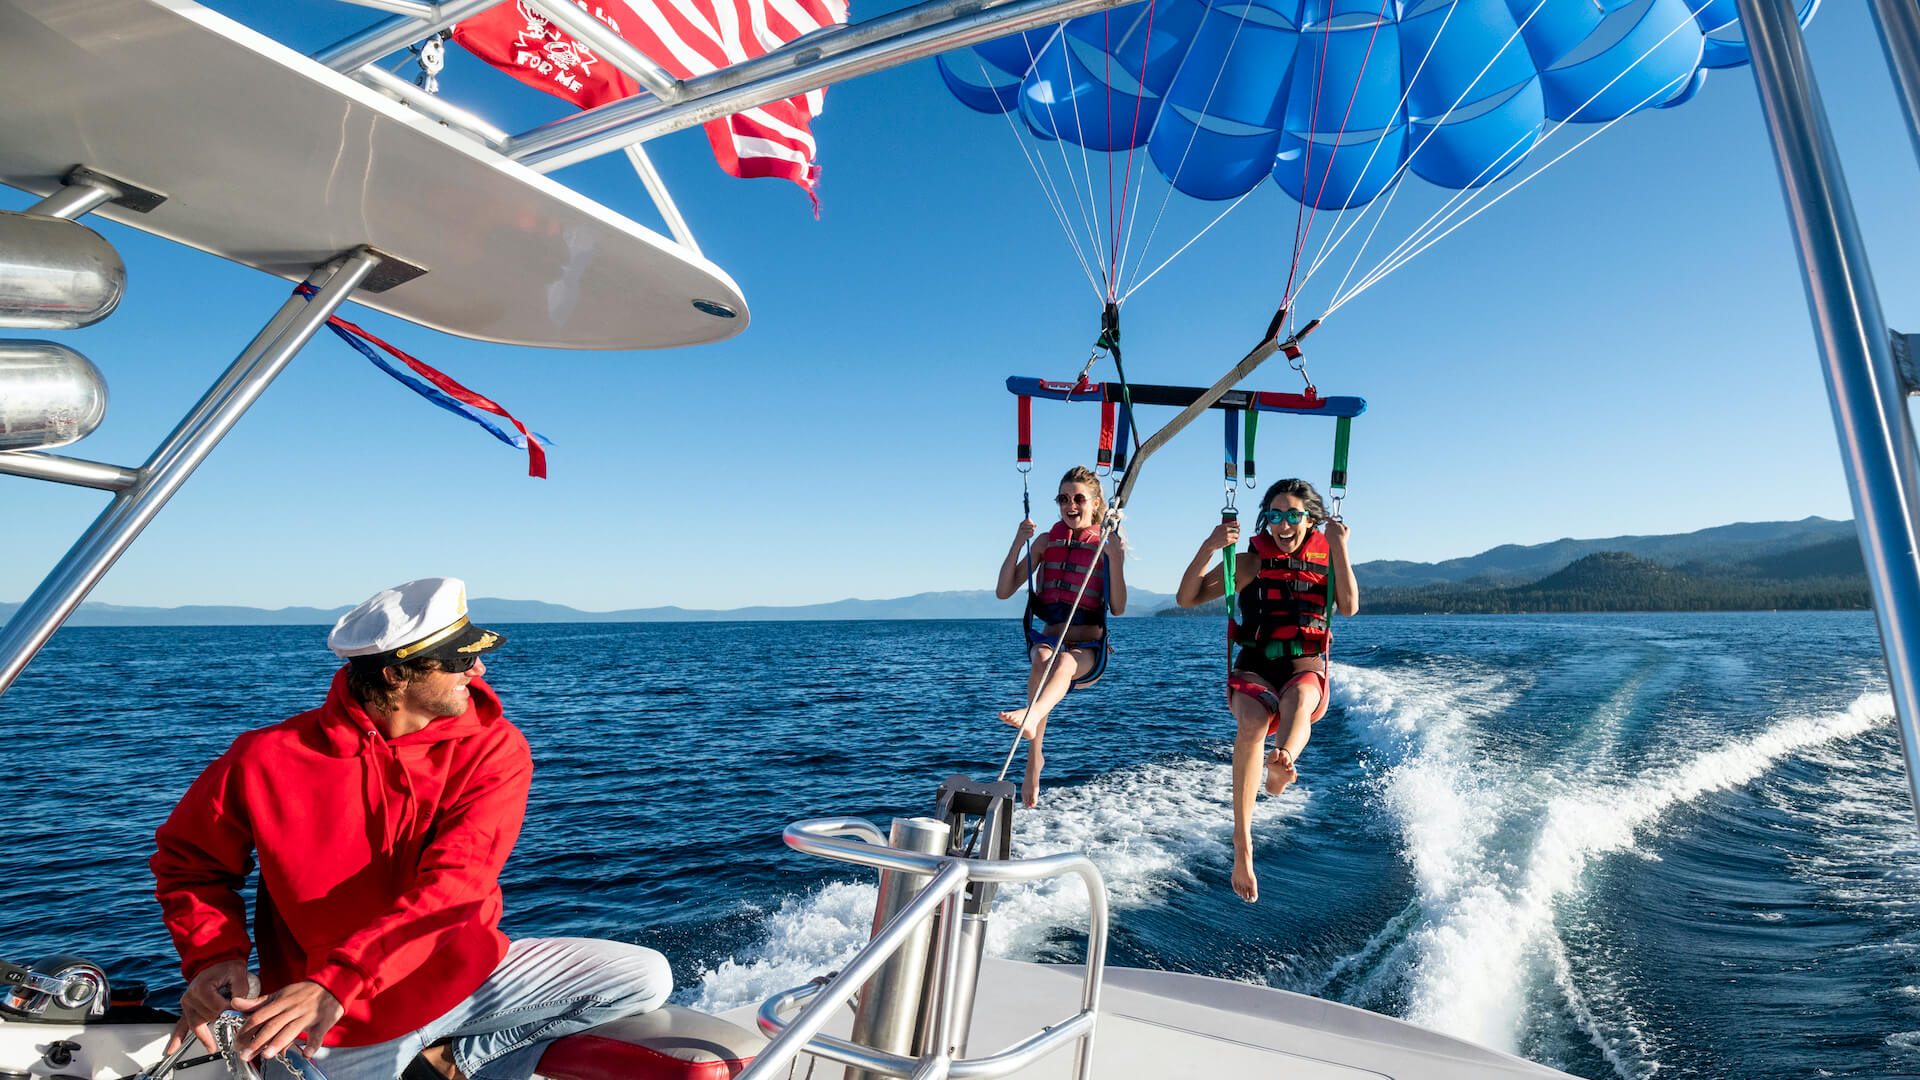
top-left (328, 577), bottom-right (505, 666)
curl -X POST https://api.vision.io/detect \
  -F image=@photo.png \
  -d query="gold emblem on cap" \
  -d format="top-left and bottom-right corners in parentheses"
top-left (457, 631), bottom-right (500, 654)
top-left (393, 615), bottom-right (471, 660)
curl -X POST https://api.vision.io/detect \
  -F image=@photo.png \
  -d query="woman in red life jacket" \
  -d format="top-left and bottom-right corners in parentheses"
top-left (994, 465), bottom-right (1128, 807)
top-left (1176, 478), bottom-right (1358, 903)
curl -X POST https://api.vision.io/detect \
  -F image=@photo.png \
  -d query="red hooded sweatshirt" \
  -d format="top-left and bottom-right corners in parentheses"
top-left (151, 668), bottom-right (532, 1046)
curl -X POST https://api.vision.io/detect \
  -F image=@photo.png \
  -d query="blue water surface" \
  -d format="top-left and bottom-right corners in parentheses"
top-left (2, 613), bottom-right (1915, 1079)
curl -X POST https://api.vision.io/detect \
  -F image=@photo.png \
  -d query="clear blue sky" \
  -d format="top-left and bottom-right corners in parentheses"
top-left (5, 0), bottom-right (1918, 612)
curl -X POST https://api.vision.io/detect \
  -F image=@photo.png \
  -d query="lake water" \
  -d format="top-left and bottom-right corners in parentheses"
top-left (2, 613), bottom-right (1913, 1079)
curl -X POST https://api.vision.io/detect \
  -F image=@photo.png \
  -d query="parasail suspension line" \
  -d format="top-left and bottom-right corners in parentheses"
top-left (1296, 0), bottom-right (1472, 293)
top-left (1019, 24), bottom-right (1114, 297)
top-left (1306, 0), bottom-right (1553, 306)
top-left (1118, 0), bottom-right (1258, 299)
top-left (1325, 0), bottom-right (1716, 317)
top-left (976, 54), bottom-right (1106, 302)
top-left (1279, 5), bottom-right (1340, 316)
top-left (1325, 1), bottom-right (1714, 318)
top-left (1121, 187), bottom-right (1261, 301)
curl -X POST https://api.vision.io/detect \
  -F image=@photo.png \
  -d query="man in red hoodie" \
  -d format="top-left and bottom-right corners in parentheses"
top-left (152, 578), bottom-right (670, 1080)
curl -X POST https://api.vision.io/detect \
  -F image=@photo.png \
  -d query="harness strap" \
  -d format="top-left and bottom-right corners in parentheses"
top-left (1331, 415), bottom-right (1352, 493)
top-left (1017, 395), bottom-right (1033, 465)
top-left (1098, 400), bottom-right (1117, 469)
top-left (1244, 410), bottom-right (1258, 487)
top-left (1224, 408), bottom-right (1239, 487)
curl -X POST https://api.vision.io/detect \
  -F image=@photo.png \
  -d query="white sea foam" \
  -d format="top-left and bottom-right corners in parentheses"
top-left (685, 880), bottom-right (877, 1013)
top-left (686, 757), bottom-right (1302, 1011)
top-left (1334, 659), bottom-right (1893, 1061)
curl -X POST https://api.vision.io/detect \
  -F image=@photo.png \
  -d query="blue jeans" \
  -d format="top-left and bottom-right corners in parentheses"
top-left (310, 938), bottom-right (671, 1080)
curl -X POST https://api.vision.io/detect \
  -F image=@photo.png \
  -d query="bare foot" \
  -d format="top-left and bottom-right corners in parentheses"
top-left (1232, 849), bottom-right (1259, 903)
top-left (999, 707), bottom-right (1042, 739)
top-left (1021, 749), bottom-right (1045, 808)
top-left (1264, 747), bottom-right (1297, 796)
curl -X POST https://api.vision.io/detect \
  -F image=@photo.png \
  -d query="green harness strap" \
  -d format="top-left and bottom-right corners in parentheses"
top-left (1244, 410), bottom-right (1258, 487)
top-left (1330, 415), bottom-right (1352, 494)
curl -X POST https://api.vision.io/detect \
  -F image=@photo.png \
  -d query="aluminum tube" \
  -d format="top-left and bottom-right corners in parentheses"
top-left (739, 863), bottom-right (968, 1080)
top-left (354, 66), bottom-right (511, 147)
top-left (139, 291), bottom-right (313, 475)
top-left (1870, 0), bottom-right (1920, 168)
top-left (27, 178), bottom-right (120, 222)
top-left (922, 890), bottom-right (964, 1058)
top-left (757, 986), bottom-right (921, 1076)
top-left (945, 1013), bottom-right (1095, 1080)
top-left (518, 0), bottom-right (682, 101)
top-left (847, 818), bottom-right (952, 1080)
top-left (336, 0), bottom-right (438, 16)
top-left (0, 452), bottom-right (138, 492)
top-left (0, 214), bottom-right (125, 329)
top-left (507, 0), bottom-right (1136, 171)
top-left (0, 251), bottom-right (381, 695)
top-left (1735, 0), bottom-right (1920, 824)
top-left (784, 819), bottom-right (1099, 883)
top-left (314, 0), bottom-right (498, 72)
top-left (1071, 863), bottom-right (1107, 1080)
top-left (764, 985), bottom-right (1099, 1080)
top-left (623, 146), bottom-right (701, 256)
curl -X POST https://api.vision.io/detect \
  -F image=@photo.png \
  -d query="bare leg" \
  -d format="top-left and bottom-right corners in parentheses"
top-left (999, 646), bottom-right (1087, 739)
top-left (1002, 646), bottom-right (1094, 807)
top-left (1263, 679), bottom-right (1321, 797)
top-left (1229, 690), bottom-right (1273, 903)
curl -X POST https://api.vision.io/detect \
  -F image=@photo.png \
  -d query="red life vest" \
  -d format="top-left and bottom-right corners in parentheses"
top-left (1230, 529), bottom-right (1332, 655)
top-left (1033, 521), bottom-right (1107, 626)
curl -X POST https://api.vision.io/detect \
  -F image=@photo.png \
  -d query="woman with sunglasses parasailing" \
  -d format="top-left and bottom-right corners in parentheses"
top-left (994, 465), bottom-right (1128, 807)
top-left (1176, 478), bottom-right (1358, 903)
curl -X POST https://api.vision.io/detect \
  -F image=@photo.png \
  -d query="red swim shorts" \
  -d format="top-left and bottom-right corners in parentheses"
top-left (1227, 669), bottom-right (1330, 734)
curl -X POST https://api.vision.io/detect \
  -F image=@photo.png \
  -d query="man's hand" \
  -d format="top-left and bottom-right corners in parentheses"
top-left (228, 981), bottom-right (343, 1061)
top-left (167, 960), bottom-right (256, 1055)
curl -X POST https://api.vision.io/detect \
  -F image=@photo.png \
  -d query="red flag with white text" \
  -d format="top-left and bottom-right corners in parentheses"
top-left (452, 0), bottom-right (847, 203)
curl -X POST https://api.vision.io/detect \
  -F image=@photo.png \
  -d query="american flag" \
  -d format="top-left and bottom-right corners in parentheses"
top-left (453, 0), bottom-right (849, 204)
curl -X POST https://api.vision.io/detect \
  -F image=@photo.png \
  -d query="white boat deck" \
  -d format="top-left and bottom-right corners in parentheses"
top-left (0, 0), bottom-right (746, 350)
top-left (723, 957), bottom-right (1576, 1079)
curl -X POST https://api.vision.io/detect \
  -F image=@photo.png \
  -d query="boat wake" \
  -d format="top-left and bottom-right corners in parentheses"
top-left (685, 756), bottom-right (1304, 1011)
top-left (1325, 661), bottom-right (1893, 1077)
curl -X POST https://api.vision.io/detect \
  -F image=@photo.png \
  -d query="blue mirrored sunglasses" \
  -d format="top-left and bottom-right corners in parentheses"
top-left (1260, 508), bottom-right (1309, 527)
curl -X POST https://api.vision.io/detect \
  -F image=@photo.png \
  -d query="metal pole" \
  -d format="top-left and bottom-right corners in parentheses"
top-left (1734, 0), bottom-right (1920, 823)
top-left (740, 862), bottom-right (969, 1080)
top-left (623, 146), bottom-right (702, 256)
top-left (846, 818), bottom-right (951, 1080)
top-left (1869, 0), bottom-right (1920, 169)
top-left (314, 0), bottom-right (498, 73)
top-left (518, 0), bottom-right (683, 101)
top-left (0, 453), bottom-right (139, 492)
top-left (0, 250), bottom-right (382, 694)
top-left (506, 0), bottom-right (1136, 171)
top-left (27, 177), bottom-right (120, 221)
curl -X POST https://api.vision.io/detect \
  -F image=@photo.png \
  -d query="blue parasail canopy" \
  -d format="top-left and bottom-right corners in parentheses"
top-left (937, 0), bottom-right (1822, 209)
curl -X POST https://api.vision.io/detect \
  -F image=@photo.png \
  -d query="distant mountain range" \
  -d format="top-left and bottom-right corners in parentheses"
top-left (1351, 516), bottom-right (1857, 588)
top-left (2, 518), bottom-right (1868, 626)
top-left (1165, 517), bottom-right (1867, 616)
top-left (0, 589), bottom-right (1180, 627)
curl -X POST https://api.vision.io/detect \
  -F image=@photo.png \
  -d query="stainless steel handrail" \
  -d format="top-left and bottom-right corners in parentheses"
top-left (740, 817), bottom-right (1109, 1080)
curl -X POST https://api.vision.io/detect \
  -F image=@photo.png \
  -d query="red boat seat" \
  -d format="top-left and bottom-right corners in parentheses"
top-left (537, 1005), bottom-right (764, 1080)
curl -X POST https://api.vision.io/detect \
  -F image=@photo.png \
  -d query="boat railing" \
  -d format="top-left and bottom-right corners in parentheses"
top-left (740, 816), bottom-right (1108, 1080)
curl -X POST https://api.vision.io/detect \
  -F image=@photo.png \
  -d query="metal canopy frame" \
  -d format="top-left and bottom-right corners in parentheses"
top-left (0, 194), bottom-right (384, 693)
top-left (315, 0), bottom-right (1138, 252)
top-left (1735, 0), bottom-right (1920, 828)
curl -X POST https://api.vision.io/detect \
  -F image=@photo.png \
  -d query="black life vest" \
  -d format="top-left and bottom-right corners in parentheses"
top-left (1230, 529), bottom-right (1332, 657)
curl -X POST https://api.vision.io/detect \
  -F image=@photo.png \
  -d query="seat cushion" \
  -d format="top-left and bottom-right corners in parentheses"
top-left (537, 1005), bottom-right (764, 1080)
